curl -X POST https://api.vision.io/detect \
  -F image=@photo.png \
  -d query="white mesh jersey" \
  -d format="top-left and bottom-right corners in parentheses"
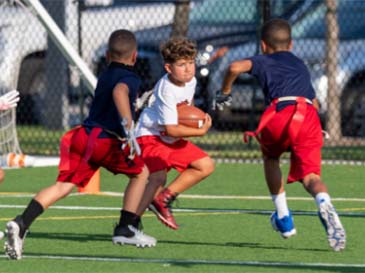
top-left (135, 74), bottom-right (197, 143)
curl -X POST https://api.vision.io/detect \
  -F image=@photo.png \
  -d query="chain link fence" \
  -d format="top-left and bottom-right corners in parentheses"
top-left (0, 0), bottom-right (364, 161)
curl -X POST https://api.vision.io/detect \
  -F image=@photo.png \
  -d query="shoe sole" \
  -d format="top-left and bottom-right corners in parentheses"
top-left (280, 228), bottom-right (297, 239)
top-left (149, 204), bottom-right (179, 230)
top-left (319, 205), bottom-right (346, 251)
top-left (270, 213), bottom-right (297, 239)
top-left (112, 236), bottom-right (156, 248)
top-left (4, 221), bottom-right (22, 260)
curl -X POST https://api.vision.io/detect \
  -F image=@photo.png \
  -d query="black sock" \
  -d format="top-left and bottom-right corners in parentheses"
top-left (20, 199), bottom-right (44, 231)
top-left (119, 210), bottom-right (140, 228)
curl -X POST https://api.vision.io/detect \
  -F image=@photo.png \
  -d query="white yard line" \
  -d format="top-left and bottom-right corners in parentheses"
top-left (0, 254), bottom-right (364, 269)
top-left (1, 191), bottom-right (365, 202)
top-left (0, 204), bottom-right (364, 217)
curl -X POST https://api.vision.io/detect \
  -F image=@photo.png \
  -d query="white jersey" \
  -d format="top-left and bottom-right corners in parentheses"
top-left (135, 74), bottom-right (197, 143)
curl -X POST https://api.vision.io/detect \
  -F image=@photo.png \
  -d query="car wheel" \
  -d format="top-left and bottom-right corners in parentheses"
top-left (341, 86), bottom-right (365, 137)
top-left (16, 56), bottom-right (46, 125)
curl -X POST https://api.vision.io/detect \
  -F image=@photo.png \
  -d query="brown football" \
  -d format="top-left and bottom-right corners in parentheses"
top-left (177, 103), bottom-right (206, 128)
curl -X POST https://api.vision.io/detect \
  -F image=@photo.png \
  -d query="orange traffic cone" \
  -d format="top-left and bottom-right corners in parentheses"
top-left (78, 168), bottom-right (100, 194)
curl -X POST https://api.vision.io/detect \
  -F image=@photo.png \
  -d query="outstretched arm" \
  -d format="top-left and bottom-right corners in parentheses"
top-left (221, 59), bottom-right (253, 95)
top-left (213, 59), bottom-right (253, 111)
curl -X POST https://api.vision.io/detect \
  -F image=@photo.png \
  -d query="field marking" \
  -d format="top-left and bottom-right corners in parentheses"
top-left (1, 191), bottom-right (365, 203)
top-left (0, 254), bottom-right (364, 269)
top-left (0, 204), bottom-right (364, 220)
top-left (3, 156), bottom-right (364, 168)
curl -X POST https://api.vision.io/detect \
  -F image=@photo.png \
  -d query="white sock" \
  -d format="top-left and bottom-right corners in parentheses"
top-left (315, 192), bottom-right (331, 208)
top-left (271, 192), bottom-right (290, 218)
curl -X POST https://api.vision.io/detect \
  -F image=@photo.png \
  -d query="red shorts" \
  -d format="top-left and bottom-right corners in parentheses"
top-left (57, 127), bottom-right (144, 186)
top-left (260, 105), bottom-right (323, 183)
top-left (137, 136), bottom-right (208, 173)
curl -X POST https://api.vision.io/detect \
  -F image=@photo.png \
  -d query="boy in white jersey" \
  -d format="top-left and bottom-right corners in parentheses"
top-left (135, 37), bottom-right (214, 230)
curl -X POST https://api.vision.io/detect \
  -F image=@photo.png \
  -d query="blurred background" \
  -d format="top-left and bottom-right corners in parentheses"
top-left (0, 0), bottom-right (364, 161)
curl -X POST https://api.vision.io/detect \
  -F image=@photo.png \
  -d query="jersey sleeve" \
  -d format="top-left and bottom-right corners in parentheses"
top-left (156, 81), bottom-right (178, 125)
top-left (247, 55), bottom-right (265, 79)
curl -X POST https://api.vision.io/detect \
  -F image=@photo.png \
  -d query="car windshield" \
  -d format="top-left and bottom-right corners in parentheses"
top-left (189, 0), bottom-right (301, 24)
top-left (292, 0), bottom-right (365, 39)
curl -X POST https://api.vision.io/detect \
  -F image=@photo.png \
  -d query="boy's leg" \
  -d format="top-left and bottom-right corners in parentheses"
top-left (112, 166), bottom-right (156, 248)
top-left (167, 156), bottom-right (214, 194)
top-left (4, 182), bottom-right (75, 260)
top-left (302, 173), bottom-right (346, 251)
top-left (151, 156), bottom-right (215, 230)
top-left (136, 170), bottom-right (166, 216)
top-left (122, 166), bottom-right (149, 213)
top-left (263, 156), bottom-right (296, 238)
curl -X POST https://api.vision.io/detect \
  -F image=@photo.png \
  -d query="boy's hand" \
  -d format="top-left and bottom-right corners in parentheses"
top-left (0, 90), bottom-right (20, 110)
top-left (121, 119), bottom-right (141, 158)
top-left (213, 90), bottom-right (232, 111)
top-left (201, 113), bottom-right (212, 133)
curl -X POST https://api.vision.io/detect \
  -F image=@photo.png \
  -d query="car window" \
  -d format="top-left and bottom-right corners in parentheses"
top-left (190, 0), bottom-right (257, 24)
top-left (292, 0), bottom-right (365, 39)
top-left (189, 0), bottom-right (302, 24)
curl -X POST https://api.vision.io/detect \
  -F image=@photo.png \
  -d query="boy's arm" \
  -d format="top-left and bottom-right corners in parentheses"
top-left (113, 82), bottom-right (141, 156)
top-left (164, 113), bottom-right (212, 138)
top-left (221, 59), bottom-right (253, 94)
top-left (113, 83), bottom-right (133, 129)
top-left (214, 59), bottom-right (253, 110)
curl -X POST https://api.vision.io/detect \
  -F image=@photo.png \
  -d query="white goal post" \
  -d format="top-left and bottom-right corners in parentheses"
top-left (0, 0), bottom-right (97, 167)
top-left (21, 0), bottom-right (97, 93)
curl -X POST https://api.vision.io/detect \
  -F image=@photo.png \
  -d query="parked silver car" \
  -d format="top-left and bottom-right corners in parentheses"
top-left (0, 0), bottom-right (175, 125)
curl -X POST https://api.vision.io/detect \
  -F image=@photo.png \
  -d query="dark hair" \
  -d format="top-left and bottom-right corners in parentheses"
top-left (160, 37), bottom-right (197, 63)
top-left (261, 18), bottom-right (291, 50)
top-left (108, 29), bottom-right (137, 59)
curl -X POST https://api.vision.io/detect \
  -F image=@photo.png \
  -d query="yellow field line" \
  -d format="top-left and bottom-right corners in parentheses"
top-left (0, 211), bottom-right (241, 222)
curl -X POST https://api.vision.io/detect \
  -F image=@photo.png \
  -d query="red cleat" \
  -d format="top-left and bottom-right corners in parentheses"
top-left (149, 188), bottom-right (179, 230)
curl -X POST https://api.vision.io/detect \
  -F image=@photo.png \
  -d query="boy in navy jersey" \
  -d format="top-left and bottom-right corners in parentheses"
top-left (4, 29), bottom-right (156, 260)
top-left (215, 19), bottom-right (346, 251)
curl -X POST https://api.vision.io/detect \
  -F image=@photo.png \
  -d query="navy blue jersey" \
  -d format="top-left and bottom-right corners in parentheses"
top-left (83, 62), bottom-right (140, 138)
top-left (248, 51), bottom-right (315, 109)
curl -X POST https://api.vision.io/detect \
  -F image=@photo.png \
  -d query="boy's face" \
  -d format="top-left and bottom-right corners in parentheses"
top-left (164, 58), bottom-right (196, 86)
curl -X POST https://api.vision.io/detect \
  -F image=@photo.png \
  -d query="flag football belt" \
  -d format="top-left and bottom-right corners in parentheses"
top-left (243, 96), bottom-right (312, 144)
top-left (59, 126), bottom-right (102, 171)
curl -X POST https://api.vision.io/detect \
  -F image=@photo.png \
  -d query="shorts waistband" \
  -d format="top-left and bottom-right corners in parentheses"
top-left (273, 96), bottom-right (312, 104)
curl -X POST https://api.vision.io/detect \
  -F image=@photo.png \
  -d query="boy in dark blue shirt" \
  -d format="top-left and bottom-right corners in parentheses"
top-left (4, 29), bottom-right (156, 260)
top-left (215, 19), bottom-right (345, 251)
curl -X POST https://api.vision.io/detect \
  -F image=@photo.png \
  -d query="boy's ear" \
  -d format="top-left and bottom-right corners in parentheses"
top-left (164, 63), bottom-right (172, 74)
top-left (260, 40), bottom-right (267, 53)
top-left (289, 40), bottom-right (293, 50)
top-left (131, 50), bottom-right (138, 63)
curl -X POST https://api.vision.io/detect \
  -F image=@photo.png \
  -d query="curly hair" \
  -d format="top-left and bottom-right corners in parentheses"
top-left (160, 37), bottom-right (197, 63)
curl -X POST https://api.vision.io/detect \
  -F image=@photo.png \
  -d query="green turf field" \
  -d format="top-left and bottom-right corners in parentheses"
top-left (0, 163), bottom-right (364, 273)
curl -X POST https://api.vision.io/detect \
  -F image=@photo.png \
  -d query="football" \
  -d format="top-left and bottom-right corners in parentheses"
top-left (177, 103), bottom-right (206, 128)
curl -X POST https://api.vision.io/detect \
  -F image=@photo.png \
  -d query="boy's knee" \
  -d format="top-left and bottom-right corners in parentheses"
top-left (302, 173), bottom-right (321, 186)
top-left (304, 172), bottom-right (320, 180)
top-left (148, 170), bottom-right (167, 187)
top-left (263, 154), bottom-right (279, 162)
top-left (200, 157), bottom-right (215, 177)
